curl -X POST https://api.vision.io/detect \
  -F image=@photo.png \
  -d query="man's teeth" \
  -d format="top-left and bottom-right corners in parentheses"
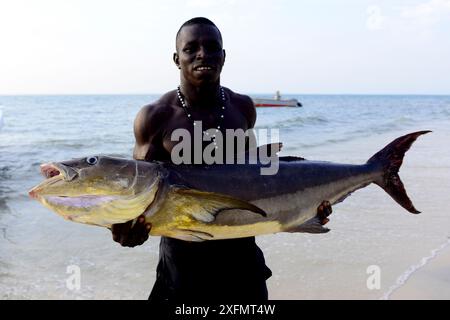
top-left (196, 67), bottom-right (212, 71)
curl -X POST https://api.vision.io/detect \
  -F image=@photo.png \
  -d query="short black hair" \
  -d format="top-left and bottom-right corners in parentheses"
top-left (175, 17), bottom-right (222, 47)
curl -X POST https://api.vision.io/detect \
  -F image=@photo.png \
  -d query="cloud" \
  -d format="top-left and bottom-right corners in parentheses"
top-left (365, 1), bottom-right (450, 34)
top-left (400, 0), bottom-right (450, 25)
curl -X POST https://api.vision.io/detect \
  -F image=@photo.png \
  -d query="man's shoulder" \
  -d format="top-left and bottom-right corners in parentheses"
top-left (224, 87), bottom-right (254, 105)
top-left (137, 90), bottom-right (178, 120)
top-left (223, 87), bottom-right (256, 127)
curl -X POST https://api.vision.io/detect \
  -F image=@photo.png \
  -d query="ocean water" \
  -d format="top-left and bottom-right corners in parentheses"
top-left (0, 94), bottom-right (449, 299)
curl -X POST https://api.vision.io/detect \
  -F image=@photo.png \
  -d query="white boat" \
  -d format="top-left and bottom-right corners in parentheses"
top-left (252, 91), bottom-right (302, 108)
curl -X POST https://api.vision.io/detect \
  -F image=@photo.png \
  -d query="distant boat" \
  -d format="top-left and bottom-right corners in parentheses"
top-left (252, 91), bottom-right (302, 108)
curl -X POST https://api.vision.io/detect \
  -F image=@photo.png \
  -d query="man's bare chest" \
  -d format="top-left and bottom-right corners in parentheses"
top-left (162, 104), bottom-right (250, 154)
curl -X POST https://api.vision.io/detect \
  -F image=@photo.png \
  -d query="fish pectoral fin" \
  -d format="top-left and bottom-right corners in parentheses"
top-left (171, 186), bottom-right (267, 223)
top-left (286, 217), bottom-right (331, 234)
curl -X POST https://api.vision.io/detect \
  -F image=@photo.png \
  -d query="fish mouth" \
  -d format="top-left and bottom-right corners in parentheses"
top-left (29, 163), bottom-right (78, 199)
top-left (40, 163), bottom-right (78, 181)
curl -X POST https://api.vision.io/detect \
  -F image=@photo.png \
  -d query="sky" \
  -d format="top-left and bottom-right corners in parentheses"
top-left (0, 0), bottom-right (450, 95)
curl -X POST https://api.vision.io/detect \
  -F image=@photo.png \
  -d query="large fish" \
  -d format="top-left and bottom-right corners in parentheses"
top-left (29, 131), bottom-right (429, 241)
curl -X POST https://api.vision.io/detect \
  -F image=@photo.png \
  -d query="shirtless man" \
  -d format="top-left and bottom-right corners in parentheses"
top-left (111, 17), bottom-right (272, 301)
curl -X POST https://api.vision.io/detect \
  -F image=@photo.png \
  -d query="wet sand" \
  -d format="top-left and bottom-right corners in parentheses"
top-left (263, 124), bottom-right (450, 300)
top-left (388, 240), bottom-right (450, 300)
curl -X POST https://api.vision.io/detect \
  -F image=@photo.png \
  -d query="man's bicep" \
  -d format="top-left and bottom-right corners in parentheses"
top-left (134, 106), bottom-right (151, 143)
top-left (239, 95), bottom-right (256, 128)
top-left (247, 98), bottom-right (257, 128)
top-left (133, 105), bottom-right (160, 160)
top-left (238, 96), bottom-right (257, 150)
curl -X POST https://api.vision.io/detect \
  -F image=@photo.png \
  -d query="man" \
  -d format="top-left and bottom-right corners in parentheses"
top-left (111, 17), bottom-right (272, 301)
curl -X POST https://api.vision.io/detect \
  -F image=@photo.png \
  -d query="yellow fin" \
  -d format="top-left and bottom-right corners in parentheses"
top-left (170, 186), bottom-right (267, 223)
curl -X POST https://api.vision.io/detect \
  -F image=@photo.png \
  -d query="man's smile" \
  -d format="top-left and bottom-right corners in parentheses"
top-left (194, 65), bottom-right (215, 71)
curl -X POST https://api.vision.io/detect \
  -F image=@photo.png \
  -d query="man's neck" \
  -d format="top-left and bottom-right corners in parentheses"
top-left (179, 80), bottom-right (221, 109)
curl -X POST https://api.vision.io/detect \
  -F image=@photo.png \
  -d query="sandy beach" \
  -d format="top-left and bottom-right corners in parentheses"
top-left (388, 239), bottom-right (450, 300)
top-left (263, 119), bottom-right (450, 300)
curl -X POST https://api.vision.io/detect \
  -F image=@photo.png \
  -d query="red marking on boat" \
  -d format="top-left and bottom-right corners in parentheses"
top-left (255, 104), bottom-right (291, 107)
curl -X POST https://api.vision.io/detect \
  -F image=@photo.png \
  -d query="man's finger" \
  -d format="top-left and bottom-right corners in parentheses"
top-left (112, 220), bottom-right (132, 244)
top-left (112, 233), bottom-right (120, 242)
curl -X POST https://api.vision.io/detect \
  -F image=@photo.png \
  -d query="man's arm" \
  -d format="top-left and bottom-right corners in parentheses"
top-left (234, 93), bottom-right (257, 152)
top-left (111, 103), bottom-right (167, 247)
top-left (234, 93), bottom-right (256, 129)
top-left (133, 104), bottom-right (160, 161)
top-left (240, 95), bottom-right (257, 129)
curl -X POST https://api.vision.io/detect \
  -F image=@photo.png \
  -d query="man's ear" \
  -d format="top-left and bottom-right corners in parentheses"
top-left (223, 49), bottom-right (226, 66)
top-left (173, 52), bottom-right (180, 69)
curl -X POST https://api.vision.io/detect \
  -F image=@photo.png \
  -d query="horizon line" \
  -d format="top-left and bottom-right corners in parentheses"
top-left (1, 92), bottom-right (450, 97)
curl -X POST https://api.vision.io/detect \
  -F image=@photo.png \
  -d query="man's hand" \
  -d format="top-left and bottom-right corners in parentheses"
top-left (111, 215), bottom-right (152, 247)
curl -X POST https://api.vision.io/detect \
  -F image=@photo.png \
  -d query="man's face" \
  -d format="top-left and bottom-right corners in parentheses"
top-left (174, 24), bottom-right (225, 87)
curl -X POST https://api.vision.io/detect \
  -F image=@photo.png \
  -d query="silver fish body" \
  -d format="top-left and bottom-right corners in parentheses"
top-left (29, 131), bottom-right (430, 242)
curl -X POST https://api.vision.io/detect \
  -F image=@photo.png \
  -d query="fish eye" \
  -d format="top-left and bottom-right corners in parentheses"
top-left (86, 156), bottom-right (98, 165)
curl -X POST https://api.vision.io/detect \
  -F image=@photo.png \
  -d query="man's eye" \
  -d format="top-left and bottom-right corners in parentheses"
top-left (183, 48), bottom-right (193, 53)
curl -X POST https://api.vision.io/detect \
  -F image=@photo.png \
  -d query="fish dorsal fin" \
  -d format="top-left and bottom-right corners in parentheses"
top-left (236, 143), bottom-right (307, 162)
top-left (168, 186), bottom-right (266, 223)
top-left (279, 156), bottom-right (306, 162)
top-left (235, 142), bottom-right (283, 162)
top-left (255, 142), bottom-right (283, 156)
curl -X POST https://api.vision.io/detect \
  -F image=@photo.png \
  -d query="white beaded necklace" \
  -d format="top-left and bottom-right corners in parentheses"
top-left (176, 86), bottom-right (226, 148)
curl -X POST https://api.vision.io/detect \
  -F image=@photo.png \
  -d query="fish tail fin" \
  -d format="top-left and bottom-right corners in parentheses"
top-left (367, 131), bottom-right (431, 214)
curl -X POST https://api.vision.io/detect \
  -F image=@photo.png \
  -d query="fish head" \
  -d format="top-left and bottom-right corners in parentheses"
top-left (28, 156), bottom-right (162, 226)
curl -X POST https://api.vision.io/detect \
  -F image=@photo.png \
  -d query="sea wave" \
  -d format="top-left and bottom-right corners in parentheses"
top-left (275, 115), bottom-right (330, 127)
top-left (380, 238), bottom-right (450, 300)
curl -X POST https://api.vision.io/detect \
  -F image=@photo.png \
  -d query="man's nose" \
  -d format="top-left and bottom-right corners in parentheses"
top-left (196, 47), bottom-right (206, 59)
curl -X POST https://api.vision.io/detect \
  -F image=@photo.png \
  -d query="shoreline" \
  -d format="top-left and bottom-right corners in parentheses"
top-left (386, 238), bottom-right (450, 300)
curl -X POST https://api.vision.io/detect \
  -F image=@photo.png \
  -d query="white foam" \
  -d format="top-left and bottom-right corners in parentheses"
top-left (380, 237), bottom-right (450, 300)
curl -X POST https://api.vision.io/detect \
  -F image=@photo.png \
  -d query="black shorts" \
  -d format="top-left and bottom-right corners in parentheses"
top-left (148, 236), bottom-right (272, 303)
